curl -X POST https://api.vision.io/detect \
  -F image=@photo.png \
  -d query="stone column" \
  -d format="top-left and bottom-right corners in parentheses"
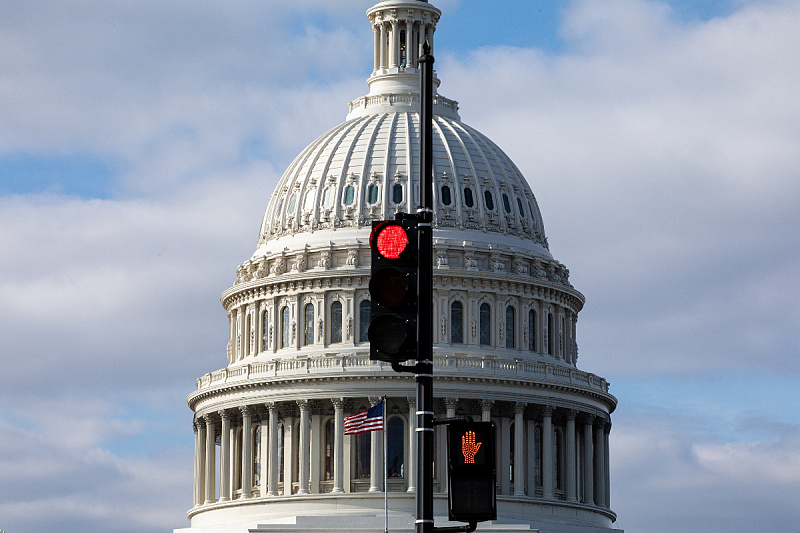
top-left (541, 406), bottom-right (554, 500)
top-left (405, 18), bottom-right (413, 68)
top-left (604, 422), bottom-right (612, 508)
top-left (259, 411), bottom-right (269, 497)
top-left (583, 414), bottom-right (595, 505)
top-left (194, 419), bottom-right (206, 506)
top-left (379, 22), bottom-right (387, 70)
top-left (444, 398), bottom-right (458, 490)
top-left (406, 396), bottom-right (416, 493)
top-left (332, 398), bottom-right (345, 493)
top-left (526, 419), bottom-right (535, 498)
top-left (204, 415), bottom-right (216, 504)
top-left (389, 20), bottom-right (398, 68)
top-left (241, 406), bottom-right (253, 499)
top-left (594, 418), bottom-right (606, 506)
top-left (445, 398), bottom-right (458, 418)
top-left (481, 399), bottom-right (493, 422)
top-left (310, 403), bottom-right (322, 494)
top-left (368, 397), bottom-right (383, 492)
top-left (267, 403), bottom-right (279, 496)
top-left (219, 410), bottom-right (232, 501)
top-left (565, 410), bottom-right (578, 502)
top-left (297, 400), bottom-right (310, 494)
top-left (283, 415), bottom-right (295, 496)
top-left (373, 24), bottom-right (380, 72)
top-left (500, 415), bottom-right (511, 495)
top-left (514, 403), bottom-right (525, 496)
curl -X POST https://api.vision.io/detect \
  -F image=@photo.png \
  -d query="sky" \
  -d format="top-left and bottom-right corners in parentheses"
top-left (1, 0), bottom-right (799, 532)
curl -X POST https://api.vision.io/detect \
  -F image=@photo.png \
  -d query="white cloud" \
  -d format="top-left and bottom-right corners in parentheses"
top-left (440, 0), bottom-right (800, 376)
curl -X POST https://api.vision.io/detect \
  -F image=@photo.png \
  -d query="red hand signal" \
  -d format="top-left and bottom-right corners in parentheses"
top-left (461, 430), bottom-right (482, 464)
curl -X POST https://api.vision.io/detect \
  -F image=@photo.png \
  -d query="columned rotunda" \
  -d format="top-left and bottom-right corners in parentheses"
top-left (176, 1), bottom-right (621, 532)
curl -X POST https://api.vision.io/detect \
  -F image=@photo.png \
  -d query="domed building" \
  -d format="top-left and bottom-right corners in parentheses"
top-left (176, 1), bottom-right (620, 532)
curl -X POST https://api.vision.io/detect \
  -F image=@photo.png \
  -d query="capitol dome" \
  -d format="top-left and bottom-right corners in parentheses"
top-left (177, 1), bottom-right (621, 532)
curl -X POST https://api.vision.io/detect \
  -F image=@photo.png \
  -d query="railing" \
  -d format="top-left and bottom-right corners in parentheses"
top-left (347, 93), bottom-right (459, 114)
top-left (194, 353), bottom-right (610, 395)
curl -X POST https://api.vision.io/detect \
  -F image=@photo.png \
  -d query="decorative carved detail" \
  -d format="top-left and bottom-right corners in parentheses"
top-left (346, 249), bottom-right (359, 267)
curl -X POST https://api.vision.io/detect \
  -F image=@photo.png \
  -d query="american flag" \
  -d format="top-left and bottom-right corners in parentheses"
top-left (344, 401), bottom-right (384, 434)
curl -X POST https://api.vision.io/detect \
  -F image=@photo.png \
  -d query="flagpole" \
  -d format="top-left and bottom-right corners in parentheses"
top-left (384, 396), bottom-right (388, 533)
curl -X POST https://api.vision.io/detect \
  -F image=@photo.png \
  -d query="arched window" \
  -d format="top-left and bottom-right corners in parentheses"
top-left (517, 197), bottom-right (525, 218)
top-left (387, 417), bottom-right (404, 478)
top-left (450, 301), bottom-right (463, 344)
top-left (343, 185), bottom-right (355, 205)
top-left (354, 432), bottom-right (371, 479)
top-left (392, 183), bottom-right (403, 204)
top-left (330, 301), bottom-right (343, 344)
top-left (506, 305), bottom-right (515, 349)
top-left (479, 303), bottom-right (491, 346)
top-left (547, 311), bottom-right (554, 356)
top-left (303, 303), bottom-right (314, 346)
top-left (560, 315), bottom-right (566, 358)
top-left (281, 306), bottom-right (290, 348)
top-left (324, 418), bottom-right (335, 481)
top-left (528, 309), bottom-right (536, 352)
top-left (261, 309), bottom-right (269, 352)
top-left (400, 30), bottom-right (407, 67)
top-left (441, 185), bottom-right (452, 206)
top-left (367, 184), bottom-right (379, 204)
top-left (463, 187), bottom-right (474, 208)
top-left (484, 190), bottom-right (495, 211)
top-left (359, 300), bottom-right (371, 343)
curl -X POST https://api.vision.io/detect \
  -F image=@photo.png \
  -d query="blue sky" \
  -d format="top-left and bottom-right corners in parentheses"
top-left (1, 1), bottom-right (799, 532)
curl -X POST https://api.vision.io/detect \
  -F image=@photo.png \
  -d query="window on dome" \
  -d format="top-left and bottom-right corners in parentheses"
top-left (343, 185), bottom-right (355, 206)
top-left (304, 190), bottom-right (316, 212)
top-left (322, 186), bottom-right (335, 209)
top-left (484, 190), bottom-right (495, 211)
top-left (400, 30), bottom-right (407, 68)
top-left (330, 301), bottom-right (343, 344)
top-left (517, 197), bottom-right (525, 218)
top-left (387, 417), bottom-right (404, 478)
top-left (547, 311), bottom-right (554, 356)
top-left (392, 183), bottom-right (403, 204)
top-left (450, 301), bottom-right (463, 344)
top-left (367, 184), bottom-right (379, 205)
top-left (261, 309), bottom-right (269, 352)
top-left (303, 303), bottom-right (314, 346)
top-left (281, 306), bottom-right (290, 348)
top-left (288, 192), bottom-right (298, 215)
top-left (528, 309), bottom-right (536, 352)
top-left (359, 300), bottom-right (371, 343)
top-left (502, 193), bottom-right (512, 214)
top-left (479, 303), bottom-right (491, 345)
top-left (441, 185), bottom-right (452, 206)
top-left (463, 187), bottom-right (474, 208)
top-left (277, 422), bottom-right (285, 482)
top-left (506, 305), bottom-right (515, 349)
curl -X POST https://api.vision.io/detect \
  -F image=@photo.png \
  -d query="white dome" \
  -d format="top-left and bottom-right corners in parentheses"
top-left (256, 110), bottom-right (550, 260)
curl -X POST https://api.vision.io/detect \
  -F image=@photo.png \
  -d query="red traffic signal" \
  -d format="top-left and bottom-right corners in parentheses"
top-left (368, 219), bottom-right (418, 364)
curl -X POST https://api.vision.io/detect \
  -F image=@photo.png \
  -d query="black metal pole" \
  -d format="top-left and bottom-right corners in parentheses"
top-left (416, 40), bottom-right (434, 533)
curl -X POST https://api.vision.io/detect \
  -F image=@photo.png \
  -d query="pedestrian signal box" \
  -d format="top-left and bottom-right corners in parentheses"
top-left (447, 421), bottom-right (497, 522)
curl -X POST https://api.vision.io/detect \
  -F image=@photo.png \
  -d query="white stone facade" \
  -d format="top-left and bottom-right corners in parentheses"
top-left (177, 1), bottom-right (621, 532)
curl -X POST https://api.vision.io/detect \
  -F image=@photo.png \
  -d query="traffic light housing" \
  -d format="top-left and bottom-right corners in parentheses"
top-left (368, 218), bottom-right (418, 363)
top-left (447, 421), bottom-right (497, 523)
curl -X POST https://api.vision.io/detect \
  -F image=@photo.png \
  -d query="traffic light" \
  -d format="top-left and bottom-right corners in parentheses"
top-left (368, 218), bottom-right (418, 363)
top-left (447, 421), bottom-right (497, 523)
